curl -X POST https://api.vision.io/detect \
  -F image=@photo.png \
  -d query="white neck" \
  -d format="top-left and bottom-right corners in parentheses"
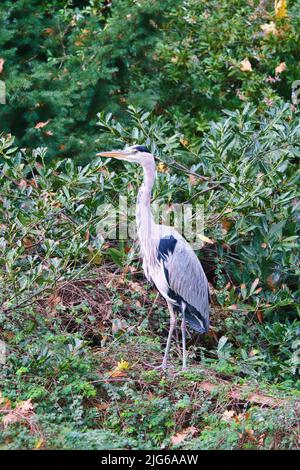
top-left (136, 157), bottom-right (156, 256)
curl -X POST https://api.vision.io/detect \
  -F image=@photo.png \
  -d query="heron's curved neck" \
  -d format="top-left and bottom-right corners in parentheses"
top-left (136, 159), bottom-right (156, 245)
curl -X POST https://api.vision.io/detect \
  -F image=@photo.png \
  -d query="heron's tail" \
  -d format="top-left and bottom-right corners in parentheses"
top-left (185, 303), bottom-right (209, 334)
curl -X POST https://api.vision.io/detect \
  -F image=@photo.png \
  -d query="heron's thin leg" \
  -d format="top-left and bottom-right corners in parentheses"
top-left (162, 302), bottom-right (176, 370)
top-left (181, 306), bottom-right (187, 371)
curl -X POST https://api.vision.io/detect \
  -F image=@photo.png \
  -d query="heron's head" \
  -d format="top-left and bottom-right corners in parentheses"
top-left (96, 145), bottom-right (153, 165)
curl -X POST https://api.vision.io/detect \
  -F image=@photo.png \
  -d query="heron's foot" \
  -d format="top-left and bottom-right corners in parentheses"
top-left (141, 361), bottom-right (168, 372)
top-left (154, 362), bottom-right (168, 372)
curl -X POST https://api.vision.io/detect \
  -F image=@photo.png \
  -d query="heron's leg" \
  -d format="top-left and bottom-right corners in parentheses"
top-left (161, 302), bottom-right (177, 370)
top-left (181, 306), bottom-right (187, 371)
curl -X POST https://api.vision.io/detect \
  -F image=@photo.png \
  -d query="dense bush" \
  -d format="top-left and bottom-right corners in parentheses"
top-left (0, 0), bottom-right (178, 161)
top-left (153, 0), bottom-right (300, 133)
top-left (1, 100), bottom-right (299, 448)
top-left (0, 0), bottom-right (299, 451)
top-left (1, 0), bottom-right (300, 161)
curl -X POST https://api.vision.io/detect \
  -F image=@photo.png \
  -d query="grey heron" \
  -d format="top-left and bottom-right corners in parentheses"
top-left (97, 145), bottom-right (210, 370)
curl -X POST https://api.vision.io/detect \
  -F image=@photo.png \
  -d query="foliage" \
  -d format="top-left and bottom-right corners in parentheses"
top-left (0, 0), bottom-right (299, 451)
top-left (0, 0), bottom-right (178, 161)
top-left (1, 0), bottom-right (300, 161)
top-left (153, 0), bottom-right (300, 134)
top-left (0, 103), bottom-right (299, 447)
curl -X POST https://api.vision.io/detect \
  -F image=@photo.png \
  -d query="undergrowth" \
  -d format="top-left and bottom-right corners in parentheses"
top-left (0, 103), bottom-right (299, 449)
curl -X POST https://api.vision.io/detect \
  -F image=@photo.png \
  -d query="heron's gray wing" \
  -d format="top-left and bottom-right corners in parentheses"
top-left (158, 235), bottom-right (210, 333)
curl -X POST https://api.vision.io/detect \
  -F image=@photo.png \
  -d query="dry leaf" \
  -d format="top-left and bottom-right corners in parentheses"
top-left (189, 174), bottom-right (198, 186)
top-left (0, 392), bottom-right (11, 409)
top-left (236, 89), bottom-right (246, 101)
top-left (221, 410), bottom-right (235, 422)
top-left (256, 310), bottom-right (264, 323)
top-left (260, 22), bottom-right (278, 36)
top-left (197, 234), bottom-right (214, 244)
top-left (2, 399), bottom-right (34, 429)
top-left (108, 370), bottom-right (127, 378)
top-left (240, 58), bottom-right (252, 72)
top-left (29, 178), bottom-right (39, 188)
top-left (44, 28), bottom-right (54, 35)
top-left (2, 413), bottom-right (19, 427)
top-left (35, 438), bottom-right (44, 450)
top-left (95, 403), bottom-right (109, 411)
top-left (170, 426), bottom-right (198, 446)
top-left (18, 400), bottom-right (34, 414)
top-left (48, 293), bottom-right (61, 309)
top-left (250, 277), bottom-right (260, 292)
top-left (274, 0), bottom-right (288, 19)
top-left (253, 287), bottom-right (262, 295)
top-left (249, 349), bottom-right (259, 357)
top-left (129, 281), bottom-right (145, 293)
top-left (17, 179), bottom-right (28, 190)
top-left (199, 381), bottom-right (285, 408)
top-left (258, 433), bottom-right (266, 446)
top-left (157, 162), bottom-right (167, 172)
top-left (0, 58), bottom-right (4, 74)
top-left (35, 120), bottom-right (50, 129)
top-left (221, 219), bottom-right (232, 233)
top-left (228, 304), bottom-right (238, 310)
top-left (275, 62), bottom-right (286, 75)
top-left (109, 359), bottom-right (130, 378)
top-left (267, 274), bottom-right (278, 291)
top-left (245, 429), bottom-right (256, 442)
top-left (22, 235), bottom-right (36, 249)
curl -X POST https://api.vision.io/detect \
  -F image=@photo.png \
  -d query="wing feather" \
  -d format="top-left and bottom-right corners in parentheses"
top-left (160, 235), bottom-right (210, 332)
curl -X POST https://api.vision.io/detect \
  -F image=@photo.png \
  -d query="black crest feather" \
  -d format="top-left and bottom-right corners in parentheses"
top-left (133, 145), bottom-right (150, 153)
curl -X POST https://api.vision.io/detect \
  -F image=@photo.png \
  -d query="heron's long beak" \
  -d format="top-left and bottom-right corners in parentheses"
top-left (96, 150), bottom-right (128, 159)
